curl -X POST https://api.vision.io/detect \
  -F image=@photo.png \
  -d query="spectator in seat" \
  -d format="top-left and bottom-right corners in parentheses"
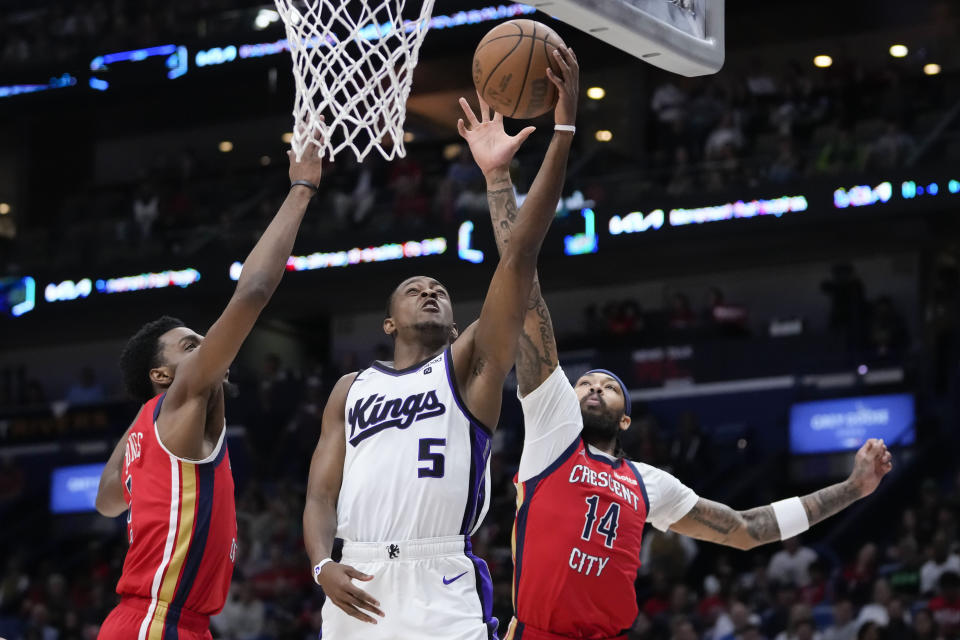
top-left (929, 572), bottom-right (960, 639)
top-left (823, 599), bottom-right (857, 640)
top-left (64, 366), bottom-right (106, 406)
top-left (868, 295), bottom-right (909, 357)
top-left (911, 609), bottom-right (943, 640)
top-left (856, 578), bottom-right (894, 628)
top-left (867, 120), bottom-right (916, 171)
top-left (922, 533), bottom-right (960, 596)
top-left (768, 537), bottom-right (818, 587)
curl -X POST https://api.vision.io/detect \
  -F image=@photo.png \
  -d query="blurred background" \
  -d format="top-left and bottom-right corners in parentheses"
top-left (1, 0), bottom-right (960, 638)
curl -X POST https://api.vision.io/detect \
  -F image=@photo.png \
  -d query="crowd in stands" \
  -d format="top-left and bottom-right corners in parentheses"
top-left (2, 42), bottom-right (958, 274)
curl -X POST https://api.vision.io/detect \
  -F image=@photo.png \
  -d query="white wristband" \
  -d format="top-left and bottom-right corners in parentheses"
top-left (313, 558), bottom-right (334, 584)
top-left (554, 124), bottom-right (576, 134)
top-left (771, 496), bottom-right (810, 540)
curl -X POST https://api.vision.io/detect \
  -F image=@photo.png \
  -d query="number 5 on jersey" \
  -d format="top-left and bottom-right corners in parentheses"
top-left (581, 495), bottom-right (620, 548)
top-left (418, 438), bottom-right (446, 478)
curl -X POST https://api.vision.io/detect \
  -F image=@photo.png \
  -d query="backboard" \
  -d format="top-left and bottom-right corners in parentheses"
top-left (529, 0), bottom-right (725, 76)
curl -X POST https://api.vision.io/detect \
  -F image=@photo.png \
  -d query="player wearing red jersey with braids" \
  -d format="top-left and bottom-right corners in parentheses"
top-left (462, 49), bottom-right (895, 640)
top-left (93, 129), bottom-right (325, 640)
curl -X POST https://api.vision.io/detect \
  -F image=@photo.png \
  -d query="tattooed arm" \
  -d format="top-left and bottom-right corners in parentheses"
top-left (485, 178), bottom-right (558, 396)
top-left (669, 438), bottom-right (893, 550)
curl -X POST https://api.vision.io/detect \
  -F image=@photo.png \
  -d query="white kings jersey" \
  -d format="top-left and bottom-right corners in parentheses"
top-left (336, 347), bottom-right (493, 542)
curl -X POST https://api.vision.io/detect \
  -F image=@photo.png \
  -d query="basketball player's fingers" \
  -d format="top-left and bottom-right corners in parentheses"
top-left (546, 68), bottom-right (564, 91)
top-left (476, 91), bottom-right (492, 122)
top-left (350, 591), bottom-right (385, 617)
top-left (494, 110), bottom-right (504, 123)
top-left (459, 97), bottom-right (480, 127)
top-left (344, 566), bottom-right (374, 581)
top-left (552, 47), bottom-right (572, 77)
top-left (513, 126), bottom-right (537, 146)
top-left (457, 118), bottom-right (469, 139)
top-left (339, 600), bottom-right (377, 624)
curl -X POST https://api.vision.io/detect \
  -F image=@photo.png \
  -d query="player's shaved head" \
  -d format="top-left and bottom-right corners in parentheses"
top-left (385, 276), bottom-right (450, 318)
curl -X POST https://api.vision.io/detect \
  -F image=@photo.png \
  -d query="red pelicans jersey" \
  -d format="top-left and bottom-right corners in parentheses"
top-left (504, 367), bottom-right (698, 640)
top-left (109, 393), bottom-right (237, 639)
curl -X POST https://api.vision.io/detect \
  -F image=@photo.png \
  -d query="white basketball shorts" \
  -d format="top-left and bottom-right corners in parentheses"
top-left (321, 535), bottom-right (498, 640)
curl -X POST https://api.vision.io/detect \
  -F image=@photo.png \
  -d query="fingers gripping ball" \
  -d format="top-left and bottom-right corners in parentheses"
top-left (473, 19), bottom-right (566, 120)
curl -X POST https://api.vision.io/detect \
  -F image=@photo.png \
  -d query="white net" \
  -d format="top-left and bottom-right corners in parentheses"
top-left (274, 0), bottom-right (435, 161)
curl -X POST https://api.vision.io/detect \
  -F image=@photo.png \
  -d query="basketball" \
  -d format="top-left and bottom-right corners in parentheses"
top-left (472, 19), bottom-right (567, 120)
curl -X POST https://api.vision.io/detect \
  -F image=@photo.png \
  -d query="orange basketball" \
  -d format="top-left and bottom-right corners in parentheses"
top-left (472, 19), bottom-right (566, 120)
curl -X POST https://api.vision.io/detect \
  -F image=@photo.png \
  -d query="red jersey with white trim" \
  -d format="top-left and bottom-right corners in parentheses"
top-left (509, 436), bottom-right (649, 639)
top-left (115, 393), bottom-right (237, 636)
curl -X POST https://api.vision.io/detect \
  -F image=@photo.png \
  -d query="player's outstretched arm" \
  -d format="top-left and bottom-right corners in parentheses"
top-left (453, 47), bottom-right (578, 425)
top-left (669, 439), bottom-right (893, 550)
top-left (457, 94), bottom-right (558, 395)
top-left (95, 421), bottom-right (137, 517)
top-left (304, 373), bottom-right (384, 624)
top-left (160, 130), bottom-right (324, 457)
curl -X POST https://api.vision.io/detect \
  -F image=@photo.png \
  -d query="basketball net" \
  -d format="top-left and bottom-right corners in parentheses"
top-left (273, 0), bottom-right (435, 161)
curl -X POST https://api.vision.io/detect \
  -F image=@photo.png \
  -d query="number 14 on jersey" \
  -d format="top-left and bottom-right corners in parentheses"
top-left (569, 494), bottom-right (620, 577)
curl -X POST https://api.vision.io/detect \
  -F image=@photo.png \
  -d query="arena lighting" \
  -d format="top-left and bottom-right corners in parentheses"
top-left (0, 74), bottom-right (77, 99)
top-left (670, 195), bottom-right (808, 226)
top-left (88, 77), bottom-right (109, 91)
top-left (254, 8), bottom-right (280, 30)
top-left (218, 140), bottom-right (234, 152)
top-left (889, 44), bottom-right (908, 58)
top-left (45, 279), bottom-right (93, 303)
top-left (563, 208), bottom-right (598, 256)
top-left (595, 130), bottom-right (613, 142)
top-left (833, 182), bottom-right (892, 208)
top-left (457, 222), bottom-right (485, 264)
top-left (90, 44), bottom-right (188, 80)
top-left (97, 269), bottom-right (201, 294)
top-left (4, 276), bottom-right (36, 317)
top-left (281, 132), bottom-right (294, 144)
top-left (813, 55), bottom-right (833, 68)
top-left (403, 132), bottom-right (415, 143)
top-left (586, 87), bottom-right (606, 100)
top-left (260, 155), bottom-right (272, 166)
top-left (229, 237), bottom-right (447, 280)
top-left (608, 209), bottom-right (665, 235)
top-left (924, 63), bottom-right (942, 76)
top-left (0, 203), bottom-right (9, 215)
top-left (950, 180), bottom-right (960, 194)
top-left (196, 4), bottom-right (536, 67)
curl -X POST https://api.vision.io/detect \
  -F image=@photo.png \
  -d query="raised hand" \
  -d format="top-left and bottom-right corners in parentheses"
top-left (457, 94), bottom-right (536, 179)
top-left (848, 438), bottom-right (894, 497)
top-left (547, 46), bottom-right (579, 127)
top-left (288, 117), bottom-right (325, 187)
top-left (316, 561), bottom-right (384, 624)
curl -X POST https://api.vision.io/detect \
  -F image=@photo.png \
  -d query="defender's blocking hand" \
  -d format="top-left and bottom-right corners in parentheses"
top-left (457, 94), bottom-right (536, 179)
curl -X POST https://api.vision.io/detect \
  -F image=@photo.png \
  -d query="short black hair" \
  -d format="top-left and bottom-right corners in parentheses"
top-left (119, 316), bottom-right (185, 403)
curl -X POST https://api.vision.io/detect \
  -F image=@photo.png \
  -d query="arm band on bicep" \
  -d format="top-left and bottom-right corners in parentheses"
top-left (771, 497), bottom-right (809, 540)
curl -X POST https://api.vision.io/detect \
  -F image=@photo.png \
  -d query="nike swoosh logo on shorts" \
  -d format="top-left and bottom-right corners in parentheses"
top-left (443, 571), bottom-right (468, 585)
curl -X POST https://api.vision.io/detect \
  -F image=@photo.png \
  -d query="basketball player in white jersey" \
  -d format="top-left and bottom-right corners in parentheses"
top-left (464, 73), bottom-right (894, 639)
top-left (302, 47), bottom-right (580, 639)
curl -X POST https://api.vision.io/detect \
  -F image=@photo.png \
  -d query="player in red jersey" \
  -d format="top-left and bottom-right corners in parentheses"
top-left (93, 132), bottom-right (325, 640)
top-left (462, 77), bottom-right (895, 639)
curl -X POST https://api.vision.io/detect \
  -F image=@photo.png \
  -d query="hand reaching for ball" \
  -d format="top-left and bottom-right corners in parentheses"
top-left (457, 94), bottom-right (536, 180)
top-left (547, 46), bottom-right (579, 127)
